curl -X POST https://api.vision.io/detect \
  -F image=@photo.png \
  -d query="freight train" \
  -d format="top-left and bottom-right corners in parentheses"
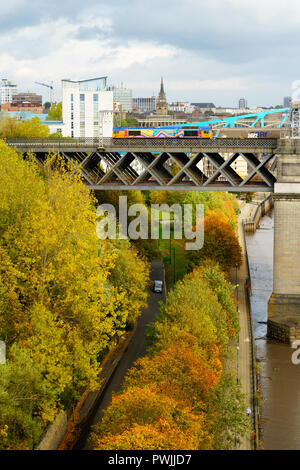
top-left (112, 125), bottom-right (281, 140)
top-left (112, 125), bottom-right (213, 139)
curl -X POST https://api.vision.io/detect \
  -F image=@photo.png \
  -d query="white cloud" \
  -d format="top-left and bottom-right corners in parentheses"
top-left (0, 0), bottom-right (299, 105)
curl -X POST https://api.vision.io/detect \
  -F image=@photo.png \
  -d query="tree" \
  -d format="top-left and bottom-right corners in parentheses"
top-left (187, 210), bottom-right (242, 274)
top-left (46, 102), bottom-right (62, 121)
top-left (0, 143), bottom-right (150, 447)
top-left (124, 332), bottom-right (222, 410)
top-left (0, 115), bottom-right (49, 138)
top-left (106, 240), bottom-right (149, 328)
top-left (89, 386), bottom-right (211, 450)
top-left (17, 117), bottom-right (49, 138)
top-left (206, 373), bottom-right (250, 450)
top-left (0, 345), bottom-right (58, 449)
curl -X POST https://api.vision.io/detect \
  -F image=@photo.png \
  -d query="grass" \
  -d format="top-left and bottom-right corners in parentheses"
top-left (158, 236), bottom-right (189, 290)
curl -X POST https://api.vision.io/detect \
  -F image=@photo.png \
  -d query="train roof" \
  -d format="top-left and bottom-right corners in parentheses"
top-left (113, 125), bottom-right (212, 130)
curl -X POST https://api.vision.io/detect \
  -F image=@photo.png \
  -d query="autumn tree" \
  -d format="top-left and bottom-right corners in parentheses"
top-left (89, 387), bottom-right (211, 450)
top-left (0, 142), bottom-right (149, 448)
top-left (124, 332), bottom-right (222, 411)
top-left (187, 210), bottom-right (242, 274)
top-left (90, 262), bottom-right (248, 451)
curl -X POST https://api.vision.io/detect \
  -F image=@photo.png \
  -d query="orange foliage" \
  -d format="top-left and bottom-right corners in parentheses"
top-left (89, 386), bottom-right (212, 450)
top-left (124, 332), bottom-right (222, 411)
top-left (188, 210), bottom-right (242, 273)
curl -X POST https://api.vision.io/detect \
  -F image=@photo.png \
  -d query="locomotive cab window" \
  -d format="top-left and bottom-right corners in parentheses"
top-left (128, 130), bottom-right (141, 136)
top-left (183, 130), bottom-right (198, 137)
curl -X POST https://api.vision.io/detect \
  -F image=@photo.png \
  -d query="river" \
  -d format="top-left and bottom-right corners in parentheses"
top-left (246, 211), bottom-right (300, 450)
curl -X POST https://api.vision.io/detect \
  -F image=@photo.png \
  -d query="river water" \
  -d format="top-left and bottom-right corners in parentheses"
top-left (246, 212), bottom-right (300, 450)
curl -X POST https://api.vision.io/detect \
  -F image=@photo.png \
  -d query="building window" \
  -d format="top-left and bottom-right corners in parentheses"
top-left (71, 103), bottom-right (74, 110)
top-left (93, 94), bottom-right (98, 102)
top-left (71, 122), bottom-right (74, 129)
top-left (80, 94), bottom-right (85, 101)
top-left (71, 131), bottom-right (74, 137)
top-left (71, 113), bottom-right (73, 120)
top-left (71, 94), bottom-right (74, 102)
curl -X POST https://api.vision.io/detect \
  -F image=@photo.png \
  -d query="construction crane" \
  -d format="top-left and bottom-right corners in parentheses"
top-left (35, 81), bottom-right (54, 106)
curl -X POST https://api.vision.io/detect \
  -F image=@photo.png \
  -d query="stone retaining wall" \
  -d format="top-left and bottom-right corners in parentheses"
top-left (244, 196), bottom-right (274, 233)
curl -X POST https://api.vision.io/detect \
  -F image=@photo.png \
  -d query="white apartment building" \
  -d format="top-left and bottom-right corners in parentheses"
top-left (61, 77), bottom-right (113, 138)
top-left (0, 79), bottom-right (18, 105)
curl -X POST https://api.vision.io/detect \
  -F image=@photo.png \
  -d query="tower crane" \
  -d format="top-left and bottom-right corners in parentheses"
top-left (35, 81), bottom-right (54, 106)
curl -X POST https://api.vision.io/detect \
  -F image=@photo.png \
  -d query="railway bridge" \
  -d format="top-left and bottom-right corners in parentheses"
top-left (5, 136), bottom-right (300, 343)
top-left (7, 136), bottom-right (278, 192)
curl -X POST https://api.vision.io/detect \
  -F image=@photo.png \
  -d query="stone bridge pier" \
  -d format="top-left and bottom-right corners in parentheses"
top-left (268, 139), bottom-right (300, 343)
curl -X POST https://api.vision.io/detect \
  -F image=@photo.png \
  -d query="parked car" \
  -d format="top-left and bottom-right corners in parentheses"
top-left (153, 280), bottom-right (163, 293)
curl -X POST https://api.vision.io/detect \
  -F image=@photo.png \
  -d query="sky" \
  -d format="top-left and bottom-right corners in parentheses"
top-left (1, 0), bottom-right (299, 107)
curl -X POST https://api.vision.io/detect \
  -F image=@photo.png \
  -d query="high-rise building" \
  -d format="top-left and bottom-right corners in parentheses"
top-left (132, 97), bottom-right (156, 114)
top-left (61, 77), bottom-right (113, 138)
top-left (107, 85), bottom-right (133, 112)
top-left (284, 96), bottom-right (292, 107)
top-left (156, 77), bottom-right (168, 115)
top-left (0, 79), bottom-right (18, 105)
top-left (238, 98), bottom-right (248, 109)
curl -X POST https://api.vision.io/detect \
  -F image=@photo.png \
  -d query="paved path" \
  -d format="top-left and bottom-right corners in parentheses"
top-left (234, 202), bottom-right (254, 450)
top-left (75, 260), bottom-right (165, 450)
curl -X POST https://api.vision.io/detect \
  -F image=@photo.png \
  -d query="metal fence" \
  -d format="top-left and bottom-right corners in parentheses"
top-left (5, 137), bottom-right (279, 150)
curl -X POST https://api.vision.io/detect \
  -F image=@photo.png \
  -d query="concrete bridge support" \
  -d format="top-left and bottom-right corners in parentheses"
top-left (268, 139), bottom-right (300, 343)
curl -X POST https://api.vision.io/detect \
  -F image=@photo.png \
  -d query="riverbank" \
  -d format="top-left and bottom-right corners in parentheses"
top-left (232, 202), bottom-right (258, 450)
top-left (245, 212), bottom-right (300, 449)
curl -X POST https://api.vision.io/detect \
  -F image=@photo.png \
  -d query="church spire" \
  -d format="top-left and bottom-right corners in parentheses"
top-left (156, 77), bottom-right (168, 115)
top-left (160, 77), bottom-right (164, 94)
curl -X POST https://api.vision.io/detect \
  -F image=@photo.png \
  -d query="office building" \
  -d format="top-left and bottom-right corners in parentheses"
top-left (133, 96), bottom-right (156, 114)
top-left (238, 98), bottom-right (248, 109)
top-left (107, 85), bottom-right (133, 112)
top-left (0, 79), bottom-right (18, 105)
top-left (61, 77), bottom-right (113, 138)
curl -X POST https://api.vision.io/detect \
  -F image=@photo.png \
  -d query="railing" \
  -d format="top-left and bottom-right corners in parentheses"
top-left (6, 137), bottom-right (104, 148)
top-left (241, 221), bottom-right (257, 450)
top-left (5, 137), bottom-right (279, 150)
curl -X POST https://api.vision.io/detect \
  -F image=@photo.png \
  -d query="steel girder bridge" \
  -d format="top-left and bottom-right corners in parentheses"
top-left (7, 137), bottom-right (279, 192)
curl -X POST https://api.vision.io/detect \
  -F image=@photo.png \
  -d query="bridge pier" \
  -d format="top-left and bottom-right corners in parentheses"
top-left (268, 140), bottom-right (300, 343)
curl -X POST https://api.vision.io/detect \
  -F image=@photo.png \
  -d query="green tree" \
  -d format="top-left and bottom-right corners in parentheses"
top-left (46, 102), bottom-right (62, 121)
top-left (0, 115), bottom-right (49, 138)
top-left (0, 345), bottom-right (58, 450)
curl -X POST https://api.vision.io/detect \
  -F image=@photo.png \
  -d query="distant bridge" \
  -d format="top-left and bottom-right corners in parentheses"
top-left (6, 137), bottom-right (279, 192)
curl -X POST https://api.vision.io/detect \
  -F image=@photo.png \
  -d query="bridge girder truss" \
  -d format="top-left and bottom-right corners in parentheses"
top-left (32, 148), bottom-right (276, 192)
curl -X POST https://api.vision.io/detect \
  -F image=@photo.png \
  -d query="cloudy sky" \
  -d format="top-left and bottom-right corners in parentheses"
top-left (1, 0), bottom-right (299, 107)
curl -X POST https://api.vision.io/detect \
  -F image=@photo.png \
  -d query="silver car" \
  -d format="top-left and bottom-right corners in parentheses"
top-left (153, 280), bottom-right (163, 293)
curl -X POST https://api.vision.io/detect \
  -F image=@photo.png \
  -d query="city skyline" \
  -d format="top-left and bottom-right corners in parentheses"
top-left (1, 0), bottom-right (298, 107)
